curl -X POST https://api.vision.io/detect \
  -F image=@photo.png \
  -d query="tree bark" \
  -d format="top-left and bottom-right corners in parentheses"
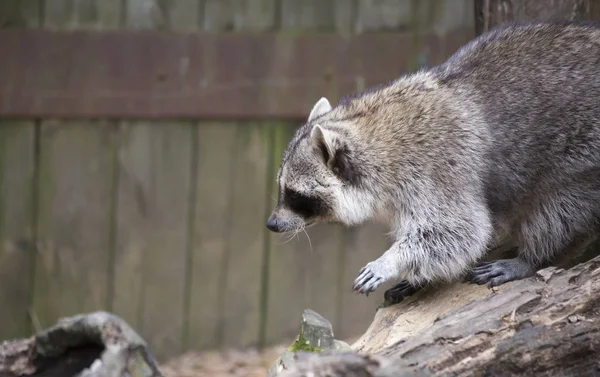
top-left (278, 255), bottom-right (600, 377)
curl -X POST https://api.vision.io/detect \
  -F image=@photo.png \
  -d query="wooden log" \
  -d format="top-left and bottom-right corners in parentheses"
top-left (0, 311), bottom-right (163, 377)
top-left (277, 255), bottom-right (600, 377)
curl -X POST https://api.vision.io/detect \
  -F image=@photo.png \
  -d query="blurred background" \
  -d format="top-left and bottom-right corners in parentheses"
top-left (1, 0), bottom-right (599, 375)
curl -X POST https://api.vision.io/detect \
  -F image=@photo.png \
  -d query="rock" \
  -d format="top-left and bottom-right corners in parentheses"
top-left (297, 309), bottom-right (334, 350)
top-left (267, 309), bottom-right (352, 377)
top-left (332, 340), bottom-right (352, 353)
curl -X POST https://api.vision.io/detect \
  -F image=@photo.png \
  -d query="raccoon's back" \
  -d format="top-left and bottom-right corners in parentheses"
top-left (435, 20), bottom-right (600, 214)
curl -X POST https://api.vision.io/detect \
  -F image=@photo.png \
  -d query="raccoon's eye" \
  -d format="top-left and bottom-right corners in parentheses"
top-left (284, 187), bottom-right (325, 218)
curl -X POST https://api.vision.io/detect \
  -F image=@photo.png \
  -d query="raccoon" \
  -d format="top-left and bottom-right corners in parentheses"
top-left (266, 20), bottom-right (600, 303)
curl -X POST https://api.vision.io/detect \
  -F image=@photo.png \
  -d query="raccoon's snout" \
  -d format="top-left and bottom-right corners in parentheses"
top-left (266, 215), bottom-right (282, 233)
top-left (266, 209), bottom-right (305, 233)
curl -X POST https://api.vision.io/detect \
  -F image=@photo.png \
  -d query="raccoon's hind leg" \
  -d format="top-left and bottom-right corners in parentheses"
top-left (467, 258), bottom-right (535, 287)
top-left (468, 190), bottom-right (600, 287)
top-left (383, 280), bottom-right (421, 305)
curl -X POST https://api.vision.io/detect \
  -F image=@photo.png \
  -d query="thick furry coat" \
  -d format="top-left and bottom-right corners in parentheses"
top-left (267, 21), bottom-right (600, 299)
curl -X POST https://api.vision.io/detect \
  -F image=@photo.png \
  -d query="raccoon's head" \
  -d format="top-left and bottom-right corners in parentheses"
top-left (266, 97), bottom-right (377, 234)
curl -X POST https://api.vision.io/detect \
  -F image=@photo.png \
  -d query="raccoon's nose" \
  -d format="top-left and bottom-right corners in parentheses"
top-left (266, 216), bottom-right (281, 232)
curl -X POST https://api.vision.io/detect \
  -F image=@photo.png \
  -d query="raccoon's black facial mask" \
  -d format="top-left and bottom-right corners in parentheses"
top-left (283, 187), bottom-right (330, 219)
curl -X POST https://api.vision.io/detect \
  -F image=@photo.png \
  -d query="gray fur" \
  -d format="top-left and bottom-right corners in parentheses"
top-left (266, 20), bottom-right (600, 296)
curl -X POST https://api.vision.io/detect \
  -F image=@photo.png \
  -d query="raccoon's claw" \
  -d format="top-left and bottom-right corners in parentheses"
top-left (466, 258), bottom-right (535, 287)
top-left (383, 280), bottom-right (419, 304)
top-left (352, 263), bottom-right (386, 295)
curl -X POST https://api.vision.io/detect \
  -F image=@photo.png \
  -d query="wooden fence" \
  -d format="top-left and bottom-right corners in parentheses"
top-left (0, 0), bottom-right (475, 360)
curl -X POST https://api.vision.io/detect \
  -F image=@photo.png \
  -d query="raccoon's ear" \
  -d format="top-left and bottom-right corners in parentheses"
top-left (308, 97), bottom-right (332, 123)
top-left (310, 124), bottom-right (337, 167)
top-left (311, 125), bottom-right (360, 184)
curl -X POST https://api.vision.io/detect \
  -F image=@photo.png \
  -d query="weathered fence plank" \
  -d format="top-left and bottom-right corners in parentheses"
top-left (220, 124), bottom-right (272, 347)
top-left (43, 0), bottom-right (121, 30)
top-left (280, 0), bottom-right (336, 31)
top-left (112, 122), bottom-right (193, 359)
top-left (0, 0), bottom-right (38, 343)
top-left (186, 122), bottom-right (238, 350)
top-left (0, 121), bottom-right (36, 340)
top-left (163, 0), bottom-right (202, 31)
top-left (28, 0), bottom-right (122, 338)
top-left (355, 0), bottom-right (413, 33)
top-left (123, 0), bottom-right (166, 30)
top-left (265, 124), bottom-right (312, 345)
top-left (124, 0), bottom-right (204, 31)
top-left (0, 0), bottom-right (41, 28)
top-left (203, 0), bottom-right (277, 31)
top-left (0, 28), bottom-right (474, 120)
top-left (306, 224), bottom-right (348, 334)
top-left (32, 121), bottom-right (116, 328)
top-left (265, 1), bottom-right (354, 345)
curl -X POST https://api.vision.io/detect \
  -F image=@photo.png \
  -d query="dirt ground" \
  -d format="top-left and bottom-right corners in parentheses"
top-left (159, 344), bottom-right (289, 377)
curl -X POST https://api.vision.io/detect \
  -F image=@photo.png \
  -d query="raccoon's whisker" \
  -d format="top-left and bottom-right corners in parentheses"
top-left (276, 231), bottom-right (294, 245)
top-left (302, 227), bottom-right (313, 253)
top-left (282, 232), bottom-right (296, 244)
top-left (281, 232), bottom-right (297, 245)
top-left (292, 229), bottom-right (302, 244)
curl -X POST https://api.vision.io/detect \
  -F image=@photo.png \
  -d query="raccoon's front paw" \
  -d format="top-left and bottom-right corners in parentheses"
top-left (352, 262), bottom-right (391, 295)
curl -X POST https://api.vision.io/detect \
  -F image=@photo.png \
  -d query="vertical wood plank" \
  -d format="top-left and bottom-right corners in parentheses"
top-left (164, 0), bottom-right (202, 31)
top-left (187, 122), bottom-right (238, 350)
top-left (183, 0), bottom-right (278, 351)
top-left (221, 123), bottom-right (272, 347)
top-left (354, 0), bottom-right (413, 33)
top-left (202, 0), bottom-right (276, 31)
top-left (433, 0), bottom-right (474, 35)
top-left (0, 122), bottom-right (36, 340)
top-left (185, 122), bottom-right (273, 348)
top-left (31, 0), bottom-right (122, 335)
top-left (124, 0), bottom-right (167, 30)
top-left (43, 0), bottom-right (122, 29)
top-left (112, 122), bottom-right (193, 360)
top-left (265, 124), bottom-right (312, 345)
top-left (279, 0), bottom-right (336, 31)
top-left (333, 0), bottom-right (356, 33)
top-left (0, 0), bottom-right (41, 343)
top-left (32, 121), bottom-right (116, 328)
top-left (0, 0), bottom-right (41, 28)
top-left (265, 1), bottom-right (356, 346)
top-left (265, 134), bottom-right (349, 345)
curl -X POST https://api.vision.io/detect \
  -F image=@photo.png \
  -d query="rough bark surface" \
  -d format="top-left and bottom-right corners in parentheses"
top-left (279, 256), bottom-right (600, 377)
top-left (0, 311), bottom-right (163, 377)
